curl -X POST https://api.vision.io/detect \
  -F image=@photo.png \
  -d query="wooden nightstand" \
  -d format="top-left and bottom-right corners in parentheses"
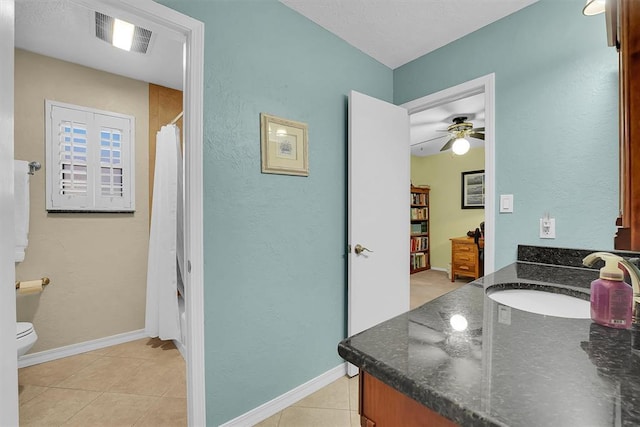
top-left (450, 236), bottom-right (483, 282)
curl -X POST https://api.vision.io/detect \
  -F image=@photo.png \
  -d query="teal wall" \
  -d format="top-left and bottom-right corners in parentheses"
top-left (395, 0), bottom-right (619, 268)
top-left (157, 1), bottom-right (392, 425)
top-left (158, 0), bottom-right (618, 424)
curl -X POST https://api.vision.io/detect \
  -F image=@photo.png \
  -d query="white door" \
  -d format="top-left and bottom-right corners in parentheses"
top-left (347, 90), bottom-right (410, 376)
top-left (0, 0), bottom-right (19, 424)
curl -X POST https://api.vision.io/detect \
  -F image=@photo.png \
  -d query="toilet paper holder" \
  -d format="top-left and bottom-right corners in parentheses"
top-left (15, 277), bottom-right (50, 289)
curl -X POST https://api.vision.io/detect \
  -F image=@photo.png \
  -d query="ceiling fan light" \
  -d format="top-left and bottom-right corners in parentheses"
top-left (452, 137), bottom-right (470, 155)
top-left (583, 0), bottom-right (605, 16)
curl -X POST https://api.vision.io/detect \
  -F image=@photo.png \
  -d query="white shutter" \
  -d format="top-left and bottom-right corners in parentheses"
top-left (47, 105), bottom-right (93, 210)
top-left (94, 113), bottom-right (134, 211)
top-left (45, 100), bottom-right (135, 212)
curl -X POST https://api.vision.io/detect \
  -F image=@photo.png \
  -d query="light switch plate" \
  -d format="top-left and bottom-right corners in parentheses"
top-left (500, 194), bottom-right (514, 213)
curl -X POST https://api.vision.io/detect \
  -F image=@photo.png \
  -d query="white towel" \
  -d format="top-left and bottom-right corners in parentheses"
top-left (14, 160), bottom-right (30, 263)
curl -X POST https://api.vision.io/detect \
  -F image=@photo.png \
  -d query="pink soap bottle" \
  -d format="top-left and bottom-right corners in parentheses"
top-left (590, 255), bottom-right (633, 329)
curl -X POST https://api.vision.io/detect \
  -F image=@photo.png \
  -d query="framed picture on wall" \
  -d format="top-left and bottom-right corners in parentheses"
top-left (260, 113), bottom-right (309, 176)
top-left (461, 170), bottom-right (485, 209)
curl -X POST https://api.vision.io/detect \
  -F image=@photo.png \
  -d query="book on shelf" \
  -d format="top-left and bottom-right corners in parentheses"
top-left (410, 207), bottom-right (428, 220)
top-left (410, 252), bottom-right (427, 270)
top-left (411, 193), bottom-right (427, 206)
top-left (414, 194), bottom-right (427, 206)
top-left (410, 222), bottom-right (429, 235)
top-left (410, 236), bottom-right (429, 252)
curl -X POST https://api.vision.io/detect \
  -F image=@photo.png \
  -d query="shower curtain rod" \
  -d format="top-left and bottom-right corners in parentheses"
top-left (169, 111), bottom-right (184, 125)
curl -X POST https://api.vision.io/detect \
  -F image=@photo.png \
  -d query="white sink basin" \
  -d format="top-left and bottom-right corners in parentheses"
top-left (487, 288), bottom-right (590, 319)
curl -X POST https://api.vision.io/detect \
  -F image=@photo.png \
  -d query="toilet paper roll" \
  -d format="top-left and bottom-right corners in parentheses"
top-left (17, 280), bottom-right (43, 295)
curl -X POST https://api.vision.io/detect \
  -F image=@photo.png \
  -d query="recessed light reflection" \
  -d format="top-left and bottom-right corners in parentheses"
top-left (450, 314), bottom-right (468, 332)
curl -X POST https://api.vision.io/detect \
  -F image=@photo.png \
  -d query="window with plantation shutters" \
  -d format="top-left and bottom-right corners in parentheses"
top-left (46, 100), bottom-right (135, 212)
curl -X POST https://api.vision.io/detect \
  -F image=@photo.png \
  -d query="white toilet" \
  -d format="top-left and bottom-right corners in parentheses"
top-left (17, 322), bottom-right (37, 357)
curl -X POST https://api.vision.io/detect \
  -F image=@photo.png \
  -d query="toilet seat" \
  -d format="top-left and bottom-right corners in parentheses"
top-left (17, 322), bottom-right (37, 357)
top-left (17, 322), bottom-right (34, 339)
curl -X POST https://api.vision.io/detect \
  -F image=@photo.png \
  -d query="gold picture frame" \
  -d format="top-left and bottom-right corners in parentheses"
top-left (260, 113), bottom-right (309, 176)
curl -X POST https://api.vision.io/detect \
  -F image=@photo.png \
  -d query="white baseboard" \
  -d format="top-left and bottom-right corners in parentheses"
top-left (18, 329), bottom-right (147, 368)
top-left (430, 266), bottom-right (446, 272)
top-left (219, 363), bottom-right (348, 427)
top-left (173, 338), bottom-right (186, 359)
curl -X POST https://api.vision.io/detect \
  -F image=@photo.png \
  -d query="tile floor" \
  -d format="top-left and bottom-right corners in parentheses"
top-left (410, 268), bottom-right (472, 309)
top-left (16, 270), bottom-right (467, 427)
top-left (255, 269), bottom-right (469, 427)
top-left (255, 375), bottom-right (359, 427)
top-left (18, 338), bottom-right (186, 426)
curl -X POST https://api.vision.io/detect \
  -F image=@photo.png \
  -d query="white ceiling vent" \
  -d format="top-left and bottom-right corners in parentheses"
top-left (95, 11), bottom-right (152, 54)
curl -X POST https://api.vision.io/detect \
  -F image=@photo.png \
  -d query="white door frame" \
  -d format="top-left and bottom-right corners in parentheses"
top-left (4, 1), bottom-right (206, 425)
top-left (99, 3), bottom-right (206, 424)
top-left (0, 1), bottom-right (19, 425)
top-left (401, 73), bottom-right (496, 275)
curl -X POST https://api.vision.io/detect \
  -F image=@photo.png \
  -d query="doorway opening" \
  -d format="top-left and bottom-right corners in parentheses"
top-left (402, 74), bottom-right (495, 307)
top-left (10, 1), bottom-right (205, 424)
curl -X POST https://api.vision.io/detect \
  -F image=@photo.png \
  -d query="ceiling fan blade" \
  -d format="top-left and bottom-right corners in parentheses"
top-left (440, 135), bottom-right (457, 152)
top-left (411, 119), bottom-right (452, 127)
top-left (468, 132), bottom-right (485, 140)
top-left (410, 135), bottom-right (448, 146)
top-left (471, 127), bottom-right (485, 132)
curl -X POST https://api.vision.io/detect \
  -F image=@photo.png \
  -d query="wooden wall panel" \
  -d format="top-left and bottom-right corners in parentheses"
top-left (616, 0), bottom-right (640, 250)
top-left (148, 83), bottom-right (183, 218)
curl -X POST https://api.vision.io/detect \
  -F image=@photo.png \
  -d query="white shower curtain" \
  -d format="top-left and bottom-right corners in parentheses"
top-left (145, 124), bottom-right (183, 341)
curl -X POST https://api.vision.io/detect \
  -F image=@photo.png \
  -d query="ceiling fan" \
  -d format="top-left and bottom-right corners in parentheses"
top-left (438, 116), bottom-right (485, 153)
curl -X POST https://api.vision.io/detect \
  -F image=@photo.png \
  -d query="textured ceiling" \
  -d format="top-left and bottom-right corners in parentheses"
top-left (279, 0), bottom-right (539, 69)
top-left (278, 0), bottom-right (538, 157)
top-left (15, 0), bottom-right (184, 90)
top-left (15, 0), bottom-right (530, 157)
top-left (15, 0), bottom-right (539, 94)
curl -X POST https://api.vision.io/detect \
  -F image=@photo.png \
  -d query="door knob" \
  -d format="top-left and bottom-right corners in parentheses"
top-left (354, 244), bottom-right (373, 255)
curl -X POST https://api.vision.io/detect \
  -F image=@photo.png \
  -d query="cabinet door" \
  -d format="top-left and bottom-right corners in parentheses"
top-left (360, 371), bottom-right (458, 427)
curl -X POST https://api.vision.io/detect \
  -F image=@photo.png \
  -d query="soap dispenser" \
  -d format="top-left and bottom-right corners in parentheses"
top-left (583, 253), bottom-right (633, 329)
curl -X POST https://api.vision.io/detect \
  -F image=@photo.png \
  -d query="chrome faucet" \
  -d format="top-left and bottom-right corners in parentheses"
top-left (583, 252), bottom-right (640, 325)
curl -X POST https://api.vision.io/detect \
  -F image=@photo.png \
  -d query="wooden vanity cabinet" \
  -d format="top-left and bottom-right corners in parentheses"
top-left (358, 371), bottom-right (457, 427)
top-left (614, 0), bottom-right (640, 250)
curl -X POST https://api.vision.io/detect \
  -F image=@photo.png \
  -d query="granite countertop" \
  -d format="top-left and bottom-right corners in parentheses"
top-left (338, 252), bottom-right (640, 427)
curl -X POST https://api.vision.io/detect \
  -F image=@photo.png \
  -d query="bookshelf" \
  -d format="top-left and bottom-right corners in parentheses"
top-left (410, 185), bottom-right (430, 274)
